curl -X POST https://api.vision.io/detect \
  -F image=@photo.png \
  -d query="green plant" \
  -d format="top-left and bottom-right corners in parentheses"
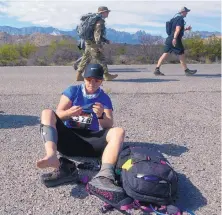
top-left (116, 46), bottom-right (126, 55)
top-left (0, 44), bottom-right (20, 61)
top-left (183, 36), bottom-right (205, 60)
top-left (18, 42), bottom-right (37, 58)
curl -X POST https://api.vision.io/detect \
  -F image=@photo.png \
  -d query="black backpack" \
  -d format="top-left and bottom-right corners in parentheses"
top-left (115, 145), bottom-right (178, 206)
top-left (166, 18), bottom-right (174, 36)
top-left (166, 15), bottom-right (180, 36)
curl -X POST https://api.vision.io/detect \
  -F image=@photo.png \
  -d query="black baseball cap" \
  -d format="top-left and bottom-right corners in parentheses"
top-left (84, 64), bottom-right (104, 80)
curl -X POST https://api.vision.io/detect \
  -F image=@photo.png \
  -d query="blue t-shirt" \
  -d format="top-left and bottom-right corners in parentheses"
top-left (62, 84), bottom-right (113, 131)
top-left (171, 16), bottom-right (185, 39)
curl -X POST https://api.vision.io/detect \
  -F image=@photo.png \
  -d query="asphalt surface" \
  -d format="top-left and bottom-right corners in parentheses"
top-left (0, 64), bottom-right (221, 215)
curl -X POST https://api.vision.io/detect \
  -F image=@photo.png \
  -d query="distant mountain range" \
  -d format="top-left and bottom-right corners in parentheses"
top-left (0, 26), bottom-right (221, 44)
top-left (0, 31), bottom-right (76, 46)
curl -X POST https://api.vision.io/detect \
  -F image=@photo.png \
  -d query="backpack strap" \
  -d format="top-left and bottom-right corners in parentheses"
top-left (129, 146), bottom-right (167, 164)
top-left (130, 151), bottom-right (148, 163)
top-left (171, 13), bottom-right (179, 20)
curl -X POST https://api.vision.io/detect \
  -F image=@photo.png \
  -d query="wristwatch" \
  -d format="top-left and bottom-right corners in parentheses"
top-left (98, 112), bottom-right (105, 119)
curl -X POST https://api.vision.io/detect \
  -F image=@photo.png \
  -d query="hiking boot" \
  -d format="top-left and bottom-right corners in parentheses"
top-left (73, 62), bottom-right (78, 70)
top-left (185, 68), bottom-right (197, 76)
top-left (87, 176), bottom-right (134, 211)
top-left (154, 68), bottom-right (165, 76)
top-left (104, 73), bottom-right (118, 81)
top-left (76, 71), bottom-right (84, 81)
top-left (41, 157), bottom-right (79, 188)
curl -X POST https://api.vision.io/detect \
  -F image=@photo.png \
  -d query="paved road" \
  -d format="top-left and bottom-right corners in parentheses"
top-left (0, 64), bottom-right (221, 215)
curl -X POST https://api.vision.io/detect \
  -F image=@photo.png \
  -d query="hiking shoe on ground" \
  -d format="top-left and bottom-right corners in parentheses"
top-left (104, 73), bottom-right (118, 81)
top-left (87, 176), bottom-right (134, 211)
top-left (185, 68), bottom-right (197, 76)
top-left (154, 68), bottom-right (165, 76)
top-left (41, 157), bottom-right (79, 187)
top-left (76, 71), bottom-right (84, 81)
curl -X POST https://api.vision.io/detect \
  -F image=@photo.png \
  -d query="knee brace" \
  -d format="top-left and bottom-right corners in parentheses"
top-left (40, 124), bottom-right (58, 144)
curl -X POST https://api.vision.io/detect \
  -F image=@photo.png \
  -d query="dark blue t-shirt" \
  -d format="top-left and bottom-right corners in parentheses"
top-left (171, 16), bottom-right (185, 39)
top-left (62, 84), bottom-right (113, 131)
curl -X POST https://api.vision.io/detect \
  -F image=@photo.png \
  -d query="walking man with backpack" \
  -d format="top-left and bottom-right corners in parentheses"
top-left (154, 7), bottom-right (197, 76)
top-left (76, 6), bottom-right (118, 81)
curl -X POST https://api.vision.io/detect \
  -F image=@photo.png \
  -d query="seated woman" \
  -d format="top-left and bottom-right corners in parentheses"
top-left (36, 63), bottom-right (132, 209)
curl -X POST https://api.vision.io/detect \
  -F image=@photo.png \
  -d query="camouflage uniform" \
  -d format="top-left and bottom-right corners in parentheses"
top-left (76, 8), bottom-right (118, 81)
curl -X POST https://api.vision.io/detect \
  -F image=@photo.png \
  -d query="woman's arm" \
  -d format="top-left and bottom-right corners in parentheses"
top-left (56, 95), bottom-right (82, 120)
top-left (92, 102), bottom-right (114, 129)
top-left (98, 109), bottom-right (114, 129)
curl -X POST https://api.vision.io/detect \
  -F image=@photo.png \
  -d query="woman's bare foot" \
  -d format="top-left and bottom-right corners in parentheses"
top-left (36, 155), bottom-right (60, 169)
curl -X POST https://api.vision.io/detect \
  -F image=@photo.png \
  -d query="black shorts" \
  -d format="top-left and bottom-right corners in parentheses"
top-left (164, 37), bottom-right (184, 55)
top-left (54, 113), bottom-right (109, 157)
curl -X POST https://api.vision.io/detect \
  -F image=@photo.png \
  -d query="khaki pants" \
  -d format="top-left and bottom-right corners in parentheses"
top-left (77, 41), bottom-right (108, 74)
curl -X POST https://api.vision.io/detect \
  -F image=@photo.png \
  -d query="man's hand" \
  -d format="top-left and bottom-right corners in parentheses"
top-left (93, 102), bottom-right (104, 118)
top-left (185, 26), bottom-right (192, 31)
top-left (172, 38), bottom-right (177, 47)
top-left (68, 106), bottom-right (82, 117)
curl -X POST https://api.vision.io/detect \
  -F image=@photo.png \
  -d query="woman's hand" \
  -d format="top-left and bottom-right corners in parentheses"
top-left (92, 102), bottom-right (104, 118)
top-left (68, 106), bottom-right (82, 117)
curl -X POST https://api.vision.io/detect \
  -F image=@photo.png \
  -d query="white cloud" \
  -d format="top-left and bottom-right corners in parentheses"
top-left (0, 7), bottom-right (7, 13)
top-left (1, 0), bottom-right (221, 32)
top-left (38, 19), bottom-right (49, 24)
top-left (0, 1), bottom-right (7, 13)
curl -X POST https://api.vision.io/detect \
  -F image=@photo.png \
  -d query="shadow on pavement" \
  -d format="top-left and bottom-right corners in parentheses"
top-left (124, 142), bottom-right (188, 157)
top-left (176, 173), bottom-right (207, 212)
top-left (70, 170), bottom-right (97, 200)
top-left (70, 183), bottom-right (89, 200)
top-left (109, 68), bottom-right (143, 73)
top-left (112, 78), bottom-right (179, 83)
top-left (0, 114), bottom-right (39, 129)
top-left (192, 73), bottom-right (221, 78)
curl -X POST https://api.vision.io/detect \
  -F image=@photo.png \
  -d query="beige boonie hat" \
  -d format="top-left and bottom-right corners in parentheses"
top-left (98, 6), bottom-right (111, 13)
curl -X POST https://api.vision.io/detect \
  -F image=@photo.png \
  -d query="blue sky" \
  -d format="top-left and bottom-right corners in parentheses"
top-left (0, 0), bottom-right (221, 37)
